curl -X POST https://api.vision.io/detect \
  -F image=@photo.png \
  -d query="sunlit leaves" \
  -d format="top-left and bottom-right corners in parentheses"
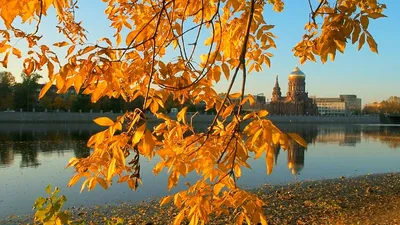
top-left (132, 124), bottom-right (146, 145)
top-left (53, 41), bottom-right (70, 47)
top-left (293, 0), bottom-right (386, 64)
top-left (97, 177), bottom-right (108, 189)
top-left (139, 129), bottom-right (155, 157)
top-left (221, 63), bottom-right (230, 79)
top-left (94, 117), bottom-right (115, 126)
top-left (367, 35), bottom-right (378, 53)
top-left (107, 158), bottom-right (116, 181)
top-left (33, 185), bottom-right (69, 225)
top-left (287, 133), bottom-right (308, 148)
top-left (358, 33), bottom-right (366, 50)
top-left (11, 47), bottom-right (21, 58)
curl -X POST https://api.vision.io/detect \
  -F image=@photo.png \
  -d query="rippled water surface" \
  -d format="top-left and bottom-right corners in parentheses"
top-left (1, 123), bottom-right (400, 218)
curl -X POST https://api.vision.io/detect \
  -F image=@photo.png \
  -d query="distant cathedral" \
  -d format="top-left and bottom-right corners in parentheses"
top-left (267, 67), bottom-right (318, 115)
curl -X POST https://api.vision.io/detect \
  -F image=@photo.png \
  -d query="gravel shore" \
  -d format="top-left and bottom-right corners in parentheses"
top-left (2, 172), bottom-right (400, 225)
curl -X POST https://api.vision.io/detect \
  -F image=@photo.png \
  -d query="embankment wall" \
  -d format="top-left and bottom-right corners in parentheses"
top-left (0, 112), bottom-right (381, 124)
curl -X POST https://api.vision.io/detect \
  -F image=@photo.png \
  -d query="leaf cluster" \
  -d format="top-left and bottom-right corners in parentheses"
top-left (33, 185), bottom-right (70, 225)
top-left (294, 0), bottom-right (386, 64)
top-left (33, 185), bottom-right (124, 225)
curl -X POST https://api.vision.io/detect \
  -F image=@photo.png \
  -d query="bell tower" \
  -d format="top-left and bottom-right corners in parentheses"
top-left (272, 75), bottom-right (282, 102)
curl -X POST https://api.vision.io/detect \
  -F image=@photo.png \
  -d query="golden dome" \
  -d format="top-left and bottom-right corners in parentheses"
top-left (289, 66), bottom-right (305, 78)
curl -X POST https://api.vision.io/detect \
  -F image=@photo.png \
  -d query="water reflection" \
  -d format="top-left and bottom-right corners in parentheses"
top-left (362, 125), bottom-right (400, 149)
top-left (315, 125), bottom-right (362, 146)
top-left (266, 124), bottom-right (318, 175)
top-left (0, 129), bottom-right (93, 168)
top-left (0, 123), bottom-right (400, 219)
top-left (0, 124), bottom-right (399, 170)
top-left (262, 124), bottom-right (400, 176)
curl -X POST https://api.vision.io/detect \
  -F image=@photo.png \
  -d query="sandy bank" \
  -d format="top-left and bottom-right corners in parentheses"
top-left (2, 172), bottom-right (400, 225)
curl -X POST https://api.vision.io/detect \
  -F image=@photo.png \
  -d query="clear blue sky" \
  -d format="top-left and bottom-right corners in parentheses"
top-left (3, 0), bottom-right (399, 105)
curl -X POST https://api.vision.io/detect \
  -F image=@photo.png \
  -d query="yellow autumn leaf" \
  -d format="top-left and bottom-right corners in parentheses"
top-left (259, 214), bottom-right (268, 225)
top-left (258, 110), bottom-right (268, 117)
top-left (235, 213), bottom-right (244, 225)
top-left (334, 40), bottom-right (345, 53)
top-left (368, 12), bottom-right (387, 19)
top-left (367, 36), bottom-right (378, 53)
top-left (221, 63), bottom-right (230, 79)
top-left (358, 33), bottom-right (366, 51)
top-left (100, 37), bottom-right (113, 46)
top-left (116, 33), bottom-right (122, 46)
top-left (177, 107), bottom-right (188, 124)
top-left (12, 47), bottom-right (21, 58)
top-left (88, 177), bottom-right (97, 191)
top-left (126, 30), bottom-right (137, 46)
top-left (360, 15), bottom-right (369, 29)
top-left (53, 41), bottom-right (70, 47)
top-left (93, 117), bottom-right (114, 126)
top-left (65, 157), bottom-right (79, 168)
top-left (230, 93), bottom-right (241, 99)
top-left (96, 177), bottom-right (108, 189)
top-left (80, 179), bottom-right (89, 193)
top-left (142, 130), bottom-right (154, 156)
top-left (0, 43), bottom-right (10, 53)
top-left (221, 104), bottom-right (235, 118)
top-left (78, 46), bottom-right (96, 55)
top-left (287, 133), bottom-right (307, 148)
top-left (213, 183), bottom-right (224, 196)
top-left (272, 132), bottom-right (280, 145)
top-left (173, 211), bottom-right (185, 225)
top-left (160, 196), bottom-right (172, 206)
top-left (66, 45), bottom-right (75, 58)
top-left (1, 51), bottom-right (10, 68)
top-left (213, 66), bottom-right (221, 82)
top-left (233, 165), bottom-right (241, 178)
top-left (132, 124), bottom-right (146, 145)
top-left (23, 59), bottom-right (35, 76)
top-left (68, 173), bottom-right (83, 187)
top-left (107, 158), bottom-right (116, 181)
top-left (352, 24), bottom-right (361, 44)
top-left (39, 81), bottom-right (53, 99)
top-left (200, 54), bottom-right (209, 62)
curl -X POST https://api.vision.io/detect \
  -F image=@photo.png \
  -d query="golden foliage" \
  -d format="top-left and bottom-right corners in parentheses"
top-left (0, 0), bottom-right (386, 224)
top-left (293, 0), bottom-right (386, 64)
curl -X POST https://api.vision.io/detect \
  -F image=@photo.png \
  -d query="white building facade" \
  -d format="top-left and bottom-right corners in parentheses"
top-left (313, 98), bottom-right (347, 115)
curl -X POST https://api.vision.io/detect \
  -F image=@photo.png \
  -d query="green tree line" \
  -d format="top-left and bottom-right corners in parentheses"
top-left (0, 71), bottom-right (144, 112)
top-left (0, 71), bottom-right (210, 113)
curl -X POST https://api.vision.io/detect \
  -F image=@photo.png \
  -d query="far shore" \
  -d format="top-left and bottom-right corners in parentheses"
top-left (2, 172), bottom-right (400, 225)
top-left (0, 111), bottom-right (381, 124)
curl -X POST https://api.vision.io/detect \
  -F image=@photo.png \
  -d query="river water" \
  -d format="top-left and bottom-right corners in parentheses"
top-left (0, 123), bottom-right (400, 219)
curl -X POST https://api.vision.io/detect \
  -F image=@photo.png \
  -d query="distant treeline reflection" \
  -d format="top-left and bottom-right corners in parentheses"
top-left (0, 130), bottom-right (92, 168)
top-left (0, 125), bottom-right (399, 171)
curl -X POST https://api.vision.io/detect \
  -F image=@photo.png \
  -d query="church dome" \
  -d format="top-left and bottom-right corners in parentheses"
top-left (289, 66), bottom-right (305, 78)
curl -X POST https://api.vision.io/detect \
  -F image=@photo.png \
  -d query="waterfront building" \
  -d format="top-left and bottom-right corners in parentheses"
top-left (267, 67), bottom-right (318, 115)
top-left (312, 95), bottom-right (362, 115)
top-left (340, 95), bottom-right (362, 113)
top-left (313, 97), bottom-right (347, 115)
